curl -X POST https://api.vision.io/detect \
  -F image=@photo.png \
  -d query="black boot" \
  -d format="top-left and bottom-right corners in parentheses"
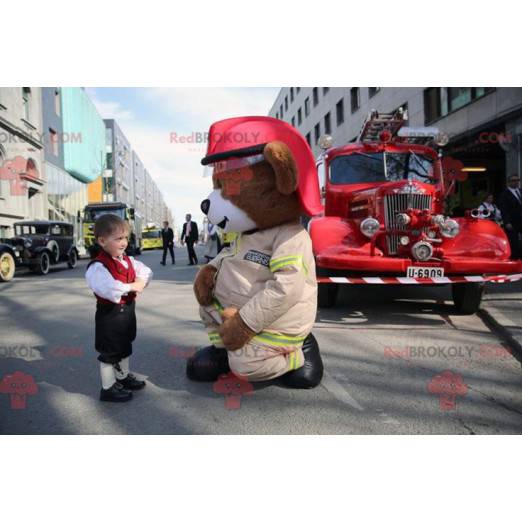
top-left (280, 333), bottom-right (324, 389)
top-left (117, 373), bottom-right (146, 390)
top-left (99, 382), bottom-right (133, 402)
top-left (186, 345), bottom-right (230, 382)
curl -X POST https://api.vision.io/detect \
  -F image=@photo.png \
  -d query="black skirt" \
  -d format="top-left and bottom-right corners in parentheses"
top-left (95, 300), bottom-right (136, 364)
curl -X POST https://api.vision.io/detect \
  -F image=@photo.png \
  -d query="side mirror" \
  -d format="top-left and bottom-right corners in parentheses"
top-left (129, 208), bottom-right (135, 219)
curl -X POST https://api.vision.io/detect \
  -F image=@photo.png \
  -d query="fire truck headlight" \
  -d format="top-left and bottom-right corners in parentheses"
top-left (396, 213), bottom-right (411, 226)
top-left (400, 236), bottom-right (410, 246)
top-left (440, 219), bottom-right (460, 238)
top-left (432, 214), bottom-right (445, 226)
top-left (411, 241), bottom-right (433, 261)
top-left (360, 217), bottom-right (380, 238)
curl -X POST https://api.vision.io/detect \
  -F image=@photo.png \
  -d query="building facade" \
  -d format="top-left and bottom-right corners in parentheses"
top-left (42, 87), bottom-right (94, 248)
top-left (103, 119), bottom-right (133, 206)
top-left (0, 87), bottom-right (46, 238)
top-left (269, 87), bottom-right (522, 209)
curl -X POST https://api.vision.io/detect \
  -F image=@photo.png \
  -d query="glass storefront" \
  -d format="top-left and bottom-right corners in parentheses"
top-left (46, 162), bottom-right (88, 247)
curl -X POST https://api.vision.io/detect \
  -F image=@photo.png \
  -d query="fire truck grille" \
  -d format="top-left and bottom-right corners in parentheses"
top-left (384, 194), bottom-right (432, 254)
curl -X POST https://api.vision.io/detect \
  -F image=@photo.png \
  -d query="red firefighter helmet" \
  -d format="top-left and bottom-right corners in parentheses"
top-left (201, 116), bottom-right (323, 216)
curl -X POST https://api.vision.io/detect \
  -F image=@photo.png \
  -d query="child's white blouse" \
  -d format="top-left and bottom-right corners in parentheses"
top-left (85, 256), bottom-right (153, 304)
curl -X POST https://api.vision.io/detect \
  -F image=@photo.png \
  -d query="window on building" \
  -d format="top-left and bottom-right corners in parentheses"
top-left (290, 87), bottom-right (294, 102)
top-left (54, 88), bottom-right (61, 116)
top-left (297, 87), bottom-right (301, 93)
top-left (291, 116), bottom-right (295, 127)
top-left (285, 96), bottom-right (288, 110)
top-left (275, 111), bottom-right (279, 119)
top-left (448, 88), bottom-right (472, 112)
top-left (336, 98), bottom-right (344, 126)
top-left (298, 108), bottom-right (302, 125)
top-left (323, 87), bottom-right (330, 95)
top-left (305, 132), bottom-right (311, 146)
top-left (324, 112), bottom-right (331, 134)
top-left (350, 87), bottom-right (360, 113)
top-left (280, 103), bottom-right (284, 116)
top-left (424, 87), bottom-right (440, 123)
top-left (369, 87), bottom-right (380, 98)
top-left (49, 128), bottom-right (59, 156)
top-left (22, 87), bottom-right (31, 121)
top-left (314, 123), bottom-right (320, 144)
top-left (313, 88), bottom-right (319, 107)
top-left (304, 97), bottom-right (310, 117)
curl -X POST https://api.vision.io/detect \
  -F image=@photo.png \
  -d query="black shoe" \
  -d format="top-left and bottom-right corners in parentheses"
top-left (117, 373), bottom-right (146, 390)
top-left (99, 382), bottom-right (133, 402)
top-left (172, 261), bottom-right (175, 265)
top-left (160, 262), bottom-right (166, 266)
top-left (186, 345), bottom-right (230, 382)
top-left (188, 262), bottom-right (194, 265)
top-left (280, 333), bottom-right (324, 389)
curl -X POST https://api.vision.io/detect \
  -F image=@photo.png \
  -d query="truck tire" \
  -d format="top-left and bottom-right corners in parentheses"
top-left (318, 283), bottom-right (338, 308)
top-left (452, 282), bottom-right (484, 314)
top-left (35, 251), bottom-right (50, 275)
top-left (67, 249), bottom-right (78, 268)
top-left (0, 251), bottom-right (16, 282)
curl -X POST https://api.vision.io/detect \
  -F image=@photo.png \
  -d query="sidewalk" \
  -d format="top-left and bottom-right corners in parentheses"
top-left (480, 279), bottom-right (522, 364)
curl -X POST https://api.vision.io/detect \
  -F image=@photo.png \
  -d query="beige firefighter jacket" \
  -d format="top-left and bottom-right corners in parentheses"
top-left (208, 221), bottom-right (317, 347)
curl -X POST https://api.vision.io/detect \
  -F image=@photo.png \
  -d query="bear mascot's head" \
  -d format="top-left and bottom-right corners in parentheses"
top-left (200, 116), bottom-right (322, 231)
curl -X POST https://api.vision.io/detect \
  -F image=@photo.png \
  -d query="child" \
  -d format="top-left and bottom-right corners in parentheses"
top-left (85, 214), bottom-right (153, 402)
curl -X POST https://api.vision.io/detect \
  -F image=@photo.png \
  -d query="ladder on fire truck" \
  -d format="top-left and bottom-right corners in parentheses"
top-left (357, 108), bottom-right (408, 143)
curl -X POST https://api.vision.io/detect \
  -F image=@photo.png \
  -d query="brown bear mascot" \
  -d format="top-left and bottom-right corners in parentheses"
top-left (186, 116), bottom-right (324, 389)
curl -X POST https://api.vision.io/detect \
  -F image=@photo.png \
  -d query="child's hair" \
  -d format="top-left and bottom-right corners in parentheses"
top-left (94, 214), bottom-right (129, 240)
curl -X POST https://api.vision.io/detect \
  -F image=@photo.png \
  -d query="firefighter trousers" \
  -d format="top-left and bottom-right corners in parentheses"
top-left (199, 305), bottom-right (305, 382)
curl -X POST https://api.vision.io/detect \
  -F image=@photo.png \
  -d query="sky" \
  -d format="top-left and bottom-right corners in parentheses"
top-left (85, 87), bottom-right (279, 232)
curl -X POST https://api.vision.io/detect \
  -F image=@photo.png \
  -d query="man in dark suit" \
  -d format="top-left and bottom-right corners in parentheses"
top-left (498, 174), bottom-right (522, 259)
top-left (181, 213), bottom-right (199, 265)
top-left (161, 221), bottom-right (175, 265)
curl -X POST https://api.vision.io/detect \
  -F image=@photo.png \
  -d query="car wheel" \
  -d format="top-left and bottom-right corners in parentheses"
top-left (452, 282), bottom-right (484, 314)
top-left (0, 251), bottom-right (16, 282)
top-left (67, 249), bottom-right (78, 268)
top-left (35, 251), bottom-right (50, 275)
top-left (318, 283), bottom-right (338, 308)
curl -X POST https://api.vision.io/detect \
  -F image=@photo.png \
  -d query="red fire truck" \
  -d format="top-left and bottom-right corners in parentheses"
top-left (309, 109), bottom-right (522, 313)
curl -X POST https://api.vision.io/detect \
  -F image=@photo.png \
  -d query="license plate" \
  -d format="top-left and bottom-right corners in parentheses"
top-left (407, 267), bottom-right (444, 278)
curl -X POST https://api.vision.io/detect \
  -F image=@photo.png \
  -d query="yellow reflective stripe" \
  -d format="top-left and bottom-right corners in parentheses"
top-left (269, 255), bottom-right (301, 268)
top-left (269, 255), bottom-right (308, 275)
top-left (254, 331), bottom-right (306, 347)
top-left (288, 352), bottom-right (293, 370)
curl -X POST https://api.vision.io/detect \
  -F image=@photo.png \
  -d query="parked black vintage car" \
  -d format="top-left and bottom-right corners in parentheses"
top-left (0, 220), bottom-right (79, 282)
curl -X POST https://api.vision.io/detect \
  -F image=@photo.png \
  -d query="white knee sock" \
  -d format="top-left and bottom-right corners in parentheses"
top-left (113, 357), bottom-right (130, 380)
top-left (100, 362), bottom-right (116, 390)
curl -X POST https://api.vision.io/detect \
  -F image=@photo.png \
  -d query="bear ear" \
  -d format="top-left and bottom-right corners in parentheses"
top-left (263, 141), bottom-right (298, 195)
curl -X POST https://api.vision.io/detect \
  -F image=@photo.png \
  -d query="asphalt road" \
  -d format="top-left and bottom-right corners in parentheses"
top-left (1, 246), bottom-right (521, 434)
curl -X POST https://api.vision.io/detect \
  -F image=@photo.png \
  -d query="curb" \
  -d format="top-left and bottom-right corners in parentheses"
top-left (478, 306), bottom-right (522, 366)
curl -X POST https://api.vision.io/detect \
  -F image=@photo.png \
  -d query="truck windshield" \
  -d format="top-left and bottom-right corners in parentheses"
top-left (84, 208), bottom-right (125, 221)
top-left (143, 230), bottom-right (161, 238)
top-left (330, 152), bottom-right (436, 185)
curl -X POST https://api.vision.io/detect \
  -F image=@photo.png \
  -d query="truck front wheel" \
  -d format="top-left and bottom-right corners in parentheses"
top-left (452, 282), bottom-right (484, 314)
top-left (318, 283), bottom-right (338, 308)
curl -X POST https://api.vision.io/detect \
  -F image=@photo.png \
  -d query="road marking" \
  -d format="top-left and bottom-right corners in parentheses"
top-left (321, 370), bottom-right (364, 410)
